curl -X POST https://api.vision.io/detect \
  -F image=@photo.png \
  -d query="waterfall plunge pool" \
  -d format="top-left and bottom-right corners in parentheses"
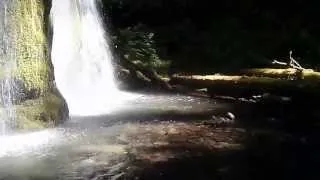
top-left (0, 93), bottom-right (231, 179)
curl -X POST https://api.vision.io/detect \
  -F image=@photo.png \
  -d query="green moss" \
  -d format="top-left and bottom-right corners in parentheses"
top-left (15, 93), bottom-right (66, 130)
top-left (0, 0), bottom-right (68, 130)
top-left (12, 0), bottom-right (51, 95)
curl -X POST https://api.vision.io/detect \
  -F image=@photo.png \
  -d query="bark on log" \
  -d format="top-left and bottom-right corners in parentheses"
top-left (239, 68), bottom-right (320, 81)
top-left (170, 74), bottom-right (320, 98)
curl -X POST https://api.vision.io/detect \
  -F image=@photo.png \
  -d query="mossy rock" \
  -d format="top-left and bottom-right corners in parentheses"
top-left (13, 0), bottom-right (52, 95)
top-left (15, 92), bottom-right (68, 130)
top-left (0, 0), bottom-right (69, 130)
top-left (0, 0), bottom-right (53, 97)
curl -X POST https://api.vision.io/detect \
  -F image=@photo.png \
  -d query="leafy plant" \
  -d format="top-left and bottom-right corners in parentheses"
top-left (112, 24), bottom-right (170, 73)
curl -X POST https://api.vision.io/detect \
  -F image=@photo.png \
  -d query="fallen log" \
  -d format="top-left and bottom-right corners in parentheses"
top-left (239, 68), bottom-right (320, 81)
top-left (237, 51), bottom-right (320, 80)
top-left (170, 74), bottom-right (320, 98)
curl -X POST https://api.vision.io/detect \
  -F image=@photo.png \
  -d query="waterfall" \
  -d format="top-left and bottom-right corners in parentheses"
top-left (0, 0), bottom-right (17, 135)
top-left (50, 0), bottom-right (127, 116)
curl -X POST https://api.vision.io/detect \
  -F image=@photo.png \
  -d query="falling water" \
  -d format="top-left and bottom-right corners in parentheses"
top-left (0, 0), bottom-right (17, 135)
top-left (50, 0), bottom-right (129, 116)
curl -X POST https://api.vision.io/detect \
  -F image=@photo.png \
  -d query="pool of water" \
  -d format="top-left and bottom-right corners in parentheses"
top-left (0, 93), bottom-right (224, 179)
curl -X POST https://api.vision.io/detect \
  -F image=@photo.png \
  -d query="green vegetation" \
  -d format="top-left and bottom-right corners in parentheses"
top-left (112, 24), bottom-right (171, 74)
top-left (102, 0), bottom-right (320, 74)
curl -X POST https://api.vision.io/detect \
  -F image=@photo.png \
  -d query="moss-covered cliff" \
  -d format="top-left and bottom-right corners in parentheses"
top-left (0, 0), bottom-right (68, 130)
top-left (14, 0), bottom-right (51, 94)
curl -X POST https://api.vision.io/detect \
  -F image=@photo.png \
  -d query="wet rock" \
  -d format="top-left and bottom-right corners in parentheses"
top-left (0, 0), bottom-right (70, 130)
top-left (0, 78), bottom-right (27, 104)
top-left (226, 112), bottom-right (235, 120)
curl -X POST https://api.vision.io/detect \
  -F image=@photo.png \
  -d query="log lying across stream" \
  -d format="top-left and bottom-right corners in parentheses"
top-left (170, 70), bottom-right (320, 99)
top-left (239, 68), bottom-right (320, 81)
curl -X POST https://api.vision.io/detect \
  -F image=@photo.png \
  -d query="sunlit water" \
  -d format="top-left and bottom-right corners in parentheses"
top-left (0, 129), bottom-right (60, 157)
top-left (0, 94), bottom-right (222, 179)
top-left (50, 0), bottom-right (135, 116)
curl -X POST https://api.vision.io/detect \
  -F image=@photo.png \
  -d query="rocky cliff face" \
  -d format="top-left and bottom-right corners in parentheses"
top-left (0, 0), bottom-right (68, 130)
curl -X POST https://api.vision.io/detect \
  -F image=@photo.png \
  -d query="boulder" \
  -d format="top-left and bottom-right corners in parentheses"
top-left (0, 0), bottom-right (68, 130)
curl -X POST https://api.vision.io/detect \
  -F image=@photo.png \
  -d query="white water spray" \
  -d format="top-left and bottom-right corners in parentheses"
top-left (50, 0), bottom-right (131, 116)
top-left (0, 0), bottom-right (17, 135)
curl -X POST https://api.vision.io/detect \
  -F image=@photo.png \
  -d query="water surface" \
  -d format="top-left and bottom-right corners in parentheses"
top-left (0, 94), bottom-right (225, 179)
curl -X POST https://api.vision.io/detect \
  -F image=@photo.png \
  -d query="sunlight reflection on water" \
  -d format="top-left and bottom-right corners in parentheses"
top-left (0, 129), bottom-right (62, 157)
top-left (68, 91), bottom-right (140, 116)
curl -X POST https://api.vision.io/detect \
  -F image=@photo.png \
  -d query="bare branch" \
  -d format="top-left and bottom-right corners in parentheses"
top-left (289, 50), bottom-right (304, 70)
top-left (272, 59), bottom-right (288, 66)
top-left (272, 51), bottom-right (305, 71)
